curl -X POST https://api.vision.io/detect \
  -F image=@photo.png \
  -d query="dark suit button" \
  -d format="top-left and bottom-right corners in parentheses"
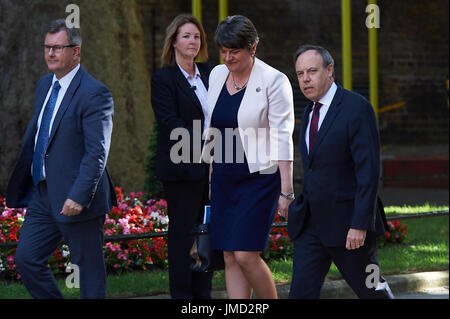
top-left (309, 168), bottom-right (313, 172)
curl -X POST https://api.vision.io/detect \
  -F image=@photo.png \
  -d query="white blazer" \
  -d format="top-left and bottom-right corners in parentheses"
top-left (202, 57), bottom-right (294, 173)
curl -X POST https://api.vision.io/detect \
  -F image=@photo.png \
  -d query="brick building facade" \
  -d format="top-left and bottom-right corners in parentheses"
top-left (138, 0), bottom-right (448, 191)
top-left (140, 0), bottom-right (449, 145)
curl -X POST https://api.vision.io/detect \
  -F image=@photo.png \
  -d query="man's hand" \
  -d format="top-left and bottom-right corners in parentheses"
top-left (60, 198), bottom-right (83, 216)
top-left (345, 228), bottom-right (367, 250)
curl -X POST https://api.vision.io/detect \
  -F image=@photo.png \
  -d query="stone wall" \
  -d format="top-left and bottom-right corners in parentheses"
top-left (0, 0), bottom-right (153, 194)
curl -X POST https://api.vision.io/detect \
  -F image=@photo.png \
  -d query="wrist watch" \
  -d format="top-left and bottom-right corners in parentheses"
top-left (280, 192), bottom-right (295, 200)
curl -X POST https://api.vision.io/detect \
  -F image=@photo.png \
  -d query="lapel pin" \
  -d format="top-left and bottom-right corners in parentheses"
top-left (256, 87), bottom-right (261, 92)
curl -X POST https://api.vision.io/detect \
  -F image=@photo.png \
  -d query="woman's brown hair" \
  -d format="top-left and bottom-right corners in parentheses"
top-left (161, 14), bottom-right (208, 67)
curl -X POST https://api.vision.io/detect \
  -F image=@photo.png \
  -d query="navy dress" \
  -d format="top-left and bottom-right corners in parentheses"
top-left (210, 84), bottom-right (281, 252)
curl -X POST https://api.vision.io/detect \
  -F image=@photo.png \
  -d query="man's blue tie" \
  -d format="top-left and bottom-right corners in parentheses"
top-left (32, 81), bottom-right (61, 185)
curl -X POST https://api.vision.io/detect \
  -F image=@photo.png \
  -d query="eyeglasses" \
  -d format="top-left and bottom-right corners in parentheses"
top-left (43, 45), bottom-right (77, 54)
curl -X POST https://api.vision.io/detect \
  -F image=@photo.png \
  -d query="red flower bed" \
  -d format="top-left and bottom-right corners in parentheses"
top-left (263, 211), bottom-right (293, 260)
top-left (0, 189), bottom-right (168, 280)
top-left (103, 187), bottom-right (168, 274)
top-left (0, 195), bottom-right (23, 279)
top-left (378, 219), bottom-right (408, 246)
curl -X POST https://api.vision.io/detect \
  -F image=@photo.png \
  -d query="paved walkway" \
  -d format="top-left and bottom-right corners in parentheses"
top-left (138, 270), bottom-right (448, 299)
top-left (398, 286), bottom-right (449, 299)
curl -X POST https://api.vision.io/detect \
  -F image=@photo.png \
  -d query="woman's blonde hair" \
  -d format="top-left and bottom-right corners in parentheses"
top-left (161, 14), bottom-right (208, 67)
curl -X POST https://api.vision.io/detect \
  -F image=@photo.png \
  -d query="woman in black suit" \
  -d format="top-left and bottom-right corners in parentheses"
top-left (150, 14), bottom-right (213, 299)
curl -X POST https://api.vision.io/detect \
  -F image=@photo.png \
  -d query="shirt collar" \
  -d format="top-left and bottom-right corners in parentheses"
top-left (318, 82), bottom-right (338, 107)
top-left (52, 64), bottom-right (80, 90)
top-left (177, 63), bottom-right (201, 80)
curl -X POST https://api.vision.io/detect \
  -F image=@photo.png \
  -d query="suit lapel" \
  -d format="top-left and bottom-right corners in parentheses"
top-left (173, 65), bottom-right (203, 114)
top-left (24, 75), bottom-right (53, 150)
top-left (239, 58), bottom-right (263, 116)
top-left (207, 65), bottom-right (228, 120)
top-left (48, 67), bottom-right (83, 145)
top-left (300, 102), bottom-right (313, 162)
top-left (198, 64), bottom-right (210, 90)
top-left (309, 86), bottom-right (344, 161)
top-left (33, 76), bottom-right (53, 128)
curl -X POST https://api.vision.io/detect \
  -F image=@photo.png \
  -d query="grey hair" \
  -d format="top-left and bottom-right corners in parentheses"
top-left (214, 15), bottom-right (259, 50)
top-left (294, 44), bottom-right (335, 78)
top-left (46, 19), bottom-right (82, 46)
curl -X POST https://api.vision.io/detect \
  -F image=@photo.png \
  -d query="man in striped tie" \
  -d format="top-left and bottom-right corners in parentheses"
top-left (285, 44), bottom-right (393, 299)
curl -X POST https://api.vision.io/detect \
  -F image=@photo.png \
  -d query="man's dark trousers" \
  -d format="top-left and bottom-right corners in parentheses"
top-left (289, 214), bottom-right (393, 299)
top-left (15, 181), bottom-right (106, 299)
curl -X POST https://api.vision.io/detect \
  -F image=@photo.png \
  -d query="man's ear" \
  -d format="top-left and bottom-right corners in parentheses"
top-left (250, 43), bottom-right (258, 56)
top-left (73, 46), bottom-right (81, 59)
top-left (327, 63), bottom-right (334, 78)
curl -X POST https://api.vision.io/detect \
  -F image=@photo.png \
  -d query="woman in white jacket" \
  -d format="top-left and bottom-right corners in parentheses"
top-left (202, 15), bottom-right (295, 299)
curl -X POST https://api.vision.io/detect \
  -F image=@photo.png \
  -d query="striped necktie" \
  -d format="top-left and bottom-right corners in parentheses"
top-left (309, 102), bottom-right (322, 153)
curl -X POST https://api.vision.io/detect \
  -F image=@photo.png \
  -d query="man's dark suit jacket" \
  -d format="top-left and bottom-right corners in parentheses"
top-left (151, 63), bottom-right (213, 181)
top-left (288, 85), bottom-right (387, 246)
top-left (6, 66), bottom-right (116, 223)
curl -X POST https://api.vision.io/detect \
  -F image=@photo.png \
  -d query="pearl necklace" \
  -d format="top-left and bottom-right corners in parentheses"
top-left (231, 72), bottom-right (249, 90)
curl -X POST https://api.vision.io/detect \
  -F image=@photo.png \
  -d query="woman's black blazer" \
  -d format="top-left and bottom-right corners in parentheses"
top-left (151, 62), bottom-right (213, 181)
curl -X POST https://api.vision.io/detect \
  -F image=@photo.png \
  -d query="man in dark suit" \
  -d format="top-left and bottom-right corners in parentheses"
top-left (286, 44), bottom-right (394, 299)
top-left (6, 19), bottom-right (115, 298)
